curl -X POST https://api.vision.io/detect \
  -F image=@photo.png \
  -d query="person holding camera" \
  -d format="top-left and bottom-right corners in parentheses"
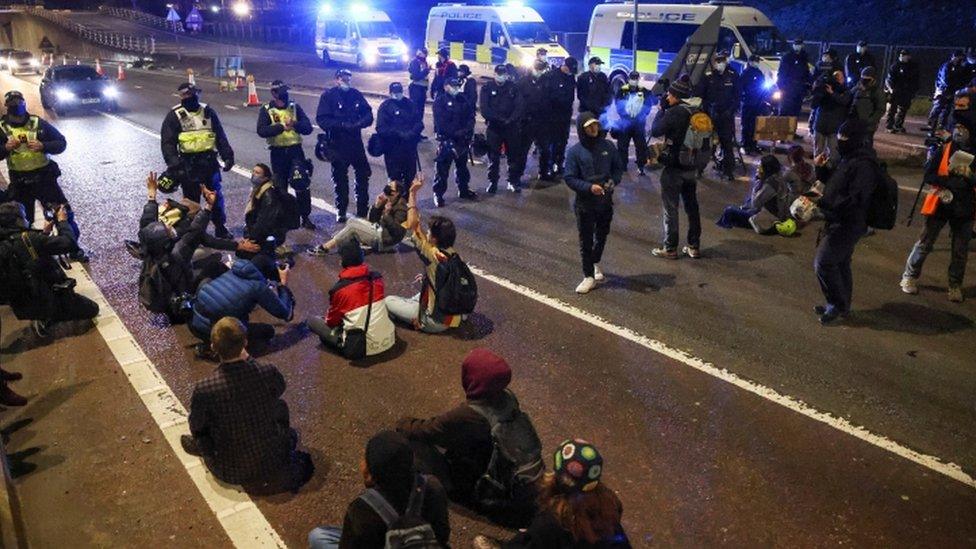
top-left (564, 113), bottom-right (624, 294)
top-left (308, 180), bottom-right (409, 256)
top-left (433, 77), bottom-right (477, 207)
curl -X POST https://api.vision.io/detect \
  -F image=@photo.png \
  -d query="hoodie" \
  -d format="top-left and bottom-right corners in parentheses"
top-left (650, 97), bottom-right (702, 169)
top-left (565, 113), bottom-right (625, 209)
top-left (462, 348), bottom-right (512, 399)
top-left (190, 259), bottom-right (294, 336)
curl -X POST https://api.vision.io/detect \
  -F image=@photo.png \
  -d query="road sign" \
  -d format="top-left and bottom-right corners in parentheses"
top-left (185, 7), bottom-right (203, 32)
top-left (166, 7), bottom-right (181, 22)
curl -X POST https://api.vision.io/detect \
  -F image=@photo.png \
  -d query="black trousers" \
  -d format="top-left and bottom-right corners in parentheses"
top-left (8, 164), bottom-right (80, 238)
top-left (779, 86), bottom-right (804, 118)
top-left (886, 98), bottom-right (910, 130)
top-left (408, 83), bottom-right (428, 133)
top-left (521, 118), bottom-right (547, 177)
top-left (814, 224), bottom-right (864, 314)
top-left (575, 203), bottom-right (613, 278)
top-left (269, 144), bottom-right (311, 219)
top-left (331, 145), bottom-right (372, 218)
top-left (180, 154), bottom-right (226, 228)
top-left (713, 113), bottom-right (736, 177)
top-left (615, 124), bottom-right (649, 170)
top-left (741, 103), bottom-right (763, 148)
top-left (543, 117), bottom-right (572, 176)
top-left (383, 145), bottom-right (418, 185)
top-left (486, 125), bottom-right (525, 187)
top-left (434, 147), bottom-right (471, 197)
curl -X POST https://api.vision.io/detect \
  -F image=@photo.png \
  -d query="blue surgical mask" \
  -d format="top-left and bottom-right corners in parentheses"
top-left (495, 75), bottom-right (508, 84)
top-left (629, 79), bottom-right (639, 87)
top-left (447, 87), bottom-right (459, 96)
top-left (714, 62), bottom-right (727, 72)
top-left (392, 92), bottom-right (404, 100)
top-left (338, 81), bottom-right (351, 91)
top-left (793, 45), bottom-right (803, 52)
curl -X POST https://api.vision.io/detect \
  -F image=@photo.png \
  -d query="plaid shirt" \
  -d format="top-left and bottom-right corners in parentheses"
top-left (188, 358), bottom-right (292, 484)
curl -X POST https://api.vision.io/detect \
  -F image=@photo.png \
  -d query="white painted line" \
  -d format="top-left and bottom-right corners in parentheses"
top-left (98, 110), bottom-right (976, 491)
top-left (224, 105), bottom-right (240, 111)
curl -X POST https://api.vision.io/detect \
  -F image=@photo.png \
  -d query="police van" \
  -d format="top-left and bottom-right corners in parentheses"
top-left (425, 2), bottom-right (570, 77)
top-left (586, 1), bottom-right (789, 89)
top-left (316, 4), bottom-right (410, 69)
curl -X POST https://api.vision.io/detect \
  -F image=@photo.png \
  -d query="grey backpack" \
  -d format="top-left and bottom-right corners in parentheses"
top-left (358, 475), bottom-right (442, 549)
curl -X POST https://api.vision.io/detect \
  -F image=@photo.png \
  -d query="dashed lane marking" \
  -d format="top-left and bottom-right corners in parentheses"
top-left (224, 105), bottom-right (240, 110)
top-left (97, 110), bottom-right (976, 491)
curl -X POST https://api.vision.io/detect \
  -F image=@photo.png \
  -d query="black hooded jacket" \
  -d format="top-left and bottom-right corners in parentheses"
top-left (0, 219), bottom-right (78, 319)
top-left (565, 113), bottom-right (625, 209)
top-left (816, 146), bottom-right (879, 228)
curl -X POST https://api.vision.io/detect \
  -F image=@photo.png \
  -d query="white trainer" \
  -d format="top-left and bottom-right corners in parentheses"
top-left (593, 264), bottom-right (605, 282)
top-left (575, 277), bottom-right (596, 294)
top-left (900, 276), bottom-right (918, 295)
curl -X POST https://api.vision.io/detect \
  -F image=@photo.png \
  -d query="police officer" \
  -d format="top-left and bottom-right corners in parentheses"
top-left (256, 80), bottom-right (314, 229)
top-left (541, 56), bottom-right (578, 179)
top-left (884, 49), bottom-right (920, 134)
top-left (0, 90), bottom-right (86, 261)
top-left (457, 64), bottom-right (478, 148)
top-left (433, 77), bottom-right (476, 206)
top-left (315, 69), bottom-right (374, 222)
top-left (518, 59), bottom-right (549, 180)
top-left (375, 82), bottom-right (421, 186)
top-left (577, 56), bottom-right (612, 117)
top-left (927, 50), bottom-right (970, 135)
top-left (816, 48), bottom-right (842, 79)
top-left (697, 51), bottom-right (740, 180)
top-left (407, 47), bottom-right (431, 140)
top-left (612, 70), bottom-right (652, 176)
top-left (431, 48), bottom-right (458, 101)
top-left (777, 38), bottom-right (811, 119)
top-left (480, 64), bottom-right (525, 194)
top-left (161, 83), bottom-right (235, 239)
top-left (740, 54), bottom-right (766, 155)
top-left (845, 41), bottom-right (877, 87)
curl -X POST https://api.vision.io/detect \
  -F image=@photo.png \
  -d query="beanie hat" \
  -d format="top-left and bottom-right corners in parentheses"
top-left (339, 237), bottom-right (365, 268)
top-left (365, 430), bottom-right (415, 491)
top-left (860, 66), bottom-right (877, 79)
top-left (554, 439), bottom-right (603, 493)
top-left (461, 348), bottom-right (512, 399)
top-left (759, 154), bottom-right (782, 176)
top-left (668, 77), bottom-right (693, 100)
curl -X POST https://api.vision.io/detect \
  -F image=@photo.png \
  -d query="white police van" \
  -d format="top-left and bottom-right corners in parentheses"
top-left (315, 3), bottom-right (410, 69)
top-left (586, 1), bottom-right (789, 89)
top-left (425, 2), bottom-right (570, 77)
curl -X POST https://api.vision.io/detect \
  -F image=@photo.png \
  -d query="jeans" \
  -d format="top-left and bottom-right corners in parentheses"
top-left (716, 206), bottom-right (754, 229)
top-left (384, 293), bottom-right (448, 334)
top-left (814, 223), bottom-right (864, 314)
top-left (307, 526), bottom-right (342, 549)
top-left (903, 215), bottom-right (973, 288)
top-left (270, 145), bottom-right (311, 219)
top-left (575, 203), bottom-right (613, 278)
top-left (330, 217), bottom-right (389, 251)
top-left (306, 316), bottom-right (343, 350)
top-left (927, 95), bottom-right (953, 132)
top-left (434, 146), bottom-right (471, 197)
top-left (660, 167), bottom-right (701, 250)
top-left (813, 133), bottom-right (839, 166)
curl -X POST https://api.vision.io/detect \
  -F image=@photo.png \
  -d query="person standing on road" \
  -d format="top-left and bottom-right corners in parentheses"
top-left (850, 67), bottom-right (886, 147)
top-left (845, 41), bottom-right (877, 87)
top-left (481, 64), bottom-right (526, 194)
top-left (810, 70), bottom-right (852, 165)
top-left (375, 82), bottom-right (421, 186)
top-left (408, 47), bottom-right (432, 140)
top-left (740, 54), bottom-right (766, 155)
top-left (160, 83), bottom-right (235, 239)
top-left (816, 48), bottom-right (842, 79)
top-left (431, 48), bottom-right (459, 101)
top-left (256, 80), bottom-right (315, 230)
top-left (577, 57), bottom-right (612, 118)
top-left (885, 50), bottom-right (920, 134)
top-left (612, 71), bottom-right (652, 176)
top-left (541, 57), bottom-right (578, 180)
top-left (900, 123), bottom-right (975, 303)
top-left (926, 50), bottom-right (970, 135)
top-left (433, 77), bottom-right (477, 206)
top-left (316, 69), bottom-right (374, 222)
top-left (518, 60), bottom-right (550, 181)
top-left (565, 113), bottom-right (624, 294)
top-left (0, 90), bottom-right (86, 261)
top-left (650, 78), bottom-right (705, 260)
top-left (697, 51), bottom-right (740, 181)
top-left (777, 38), bottom-right (811, 120)
top-left (458, 64), bottom-right (479, 162)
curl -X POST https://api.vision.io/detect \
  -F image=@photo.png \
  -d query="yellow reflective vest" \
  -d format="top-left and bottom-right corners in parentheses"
top-left (264, 103), bottom-right (302, 148)
top-left (173, 103), bottom-right (217, 154)
top-left (1, 116), bottom-right (49, 173)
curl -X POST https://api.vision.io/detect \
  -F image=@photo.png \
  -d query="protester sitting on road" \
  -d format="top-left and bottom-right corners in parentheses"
top-left (783, 145), bottom-right (816, 196)
top-left (396, 348), bottom-right (543, 525)
top-left (565, 112), bottom-right (625, 294)
top-left (306, 238), bottom-right (396, 357)
top-left (900, 123), bottom-right (975, 303)
top-left (308, 180), bottom-right (408, 256)
top-left (0, 201), bottom-right (98, 338)
top-left (473, 439), bottom-right (631, 549)
top-left (245, 163), bottom-right (292, 258)
top-left (182, 317), bottom-right (311, 488)
top-left (189, 255), bottom-right (294, 358)
top-left (307, 430), bottom-right (451, 549)
top-left (717, 155), bottom-right (792, 234)
top-left (384, 176), bottom-right (468, 333)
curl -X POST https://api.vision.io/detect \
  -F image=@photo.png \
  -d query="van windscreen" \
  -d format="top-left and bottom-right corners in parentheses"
top-left (737, 26), bottom-right (789, 57)
top-left (620, 22), bottom-right (695, 52)
top-left (358, 21), bottom-right (397, 38)
top-left (505, 21), bottom-right (551, 45)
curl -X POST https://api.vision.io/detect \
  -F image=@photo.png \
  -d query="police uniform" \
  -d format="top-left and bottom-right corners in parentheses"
top-left (315, 77), bottom-right (374, 219)
top-left (740, 60), bottom-right (766, 152)
top-left (376, 88), bottom-right (422, 185)
top-left (697, 63), bottom-right (741, 178)
top-left (612, 77), bottom-right (652, 172)
top-left (433, 83), bottom-right (475, 204)
top-left (256, 98), bottom-right (313, 222)
top-left (518, 62), bottom-right (550, 179)
top-left (407, 52), bottom-right (431, 135)
top-left (480, 67), bottom-right (526, 193)
top-left (541, 63), bottom-right (577, 178)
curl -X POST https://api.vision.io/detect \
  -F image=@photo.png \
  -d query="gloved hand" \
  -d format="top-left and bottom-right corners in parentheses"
top-left (222, 158), bottom-right (235, 172)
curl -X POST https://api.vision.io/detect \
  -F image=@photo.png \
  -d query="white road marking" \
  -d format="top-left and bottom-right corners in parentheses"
top-left (97, 111), bottom-right (976, 491)
top-left (224, 105), bottom-right (240, 110)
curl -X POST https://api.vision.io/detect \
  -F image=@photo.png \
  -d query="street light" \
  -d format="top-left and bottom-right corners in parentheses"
top-left (231, 2), bottom-right (251, 18)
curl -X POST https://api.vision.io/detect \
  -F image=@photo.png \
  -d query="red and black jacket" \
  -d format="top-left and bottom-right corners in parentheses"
top-left (325, 264), bottom-right (386, 329)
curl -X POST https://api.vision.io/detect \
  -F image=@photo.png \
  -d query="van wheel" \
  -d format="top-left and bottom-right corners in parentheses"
top-left (321, 50), bottom-right (332, 66)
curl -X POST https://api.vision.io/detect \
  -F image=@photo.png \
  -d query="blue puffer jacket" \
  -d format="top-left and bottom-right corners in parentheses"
top-left (190, 259), bottom-right (294, 335)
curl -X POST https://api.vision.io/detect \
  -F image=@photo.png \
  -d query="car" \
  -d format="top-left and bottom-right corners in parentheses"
top-left (39, 65), bottom-right (120, 114)
top-left (0, 48), bottom-right (18, 70)
top-left (7, 50), bottom-right (41, 75)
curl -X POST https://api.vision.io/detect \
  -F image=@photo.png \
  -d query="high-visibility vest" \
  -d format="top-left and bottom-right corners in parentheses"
top-left (1, 116), bottom-right (50, 173)
top-left (264, 103), bottom-right (302, 148)
top-left (173, 103), bottom-right (217, 154)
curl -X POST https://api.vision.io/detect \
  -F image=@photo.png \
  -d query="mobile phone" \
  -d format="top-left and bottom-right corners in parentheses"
top-left (19, 135), bottom-right (27, 143)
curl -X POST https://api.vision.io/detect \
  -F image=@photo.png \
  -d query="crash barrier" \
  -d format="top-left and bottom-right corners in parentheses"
top-left (98, 5), bottom-right (184, 33)
top-left (202, 22), bottom-right (315, 48)
top-left (20, 7), bottom-right (156, 55)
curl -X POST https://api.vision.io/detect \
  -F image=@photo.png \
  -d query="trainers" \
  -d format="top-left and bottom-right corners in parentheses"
top-left (507, 183), bottom-right (521, 193)
top-left (593, 264), bottom-right (605, 282)
top-left (900, 276), bottom-right (919, 295)
top-left (31, 320), bottom-right (50, 338)
top-left (651, 247), bottom-right (678, 259)
top-left (682, 246), bottom-right (701, 259)
top-left (575, 277), bottom-right (596, 294)
top-left (69, 249), bottom-right (90, 263)
top-left (124, 240), bottom-right (143, 260)
top-left (0, 369), bottom-right (23, 382)
top-left (485, 182), bottom-right (498, 194)
top-left (307, 244), bottom-right (331, 257)
top-left (180, 434), bottom-right (203, 456)
top-left (301, 217), bottom-right (317, 231)
top-left (458, 189), bottom-right (478, 200)
top-left (948, 286), bottom-right (964, 303)
top-left (434, 195), bottom-right (446, 208)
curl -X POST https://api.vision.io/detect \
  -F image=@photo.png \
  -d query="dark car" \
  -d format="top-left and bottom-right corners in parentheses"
top-left (7, 50), bottom-right (40, 75)
top-left (39, 65), bottom-right (120, 114)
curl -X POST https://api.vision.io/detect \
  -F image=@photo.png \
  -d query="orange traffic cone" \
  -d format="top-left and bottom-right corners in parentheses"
top-left (235, 71), bottom-right (245, 91)
top-left (244, 74), bottom-right (260, 107)
top-left (187, 68), bottom-right (196, 87)
top-left (95, 58), bottom-right (104, 76)
top-left (117, 63), bottom-right (126, 81)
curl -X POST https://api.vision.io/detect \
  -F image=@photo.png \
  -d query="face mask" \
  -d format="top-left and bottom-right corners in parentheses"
top-left (274, 92), bottom-right (289, 103)
top-left (590, 65), bottom-right (600, 73)
top-left (181, 95), bottom-right (200, 110)
top-left (447, 87), bottom-right (459, 96)
top-left (792, 45), bottom-right (802, 53)
top-left (899, 56), bottom-right (909, 63)
top-left (856, 46), bottom-right (865, 54)
top-left (969, 57), bottom-right (976, 65)
top-left (953, 128), bottom-right (970, 144)
top-left (750, 62), bottom-right (760, 69)
top-left (391, 92), bottom-right (404, 101)
top-left (495, 75), bottom-right (508, 84)
top-left (714, 62), bottom-right (727, 72)
top-left (821, 55), bottom-right (831, 63)
top-left (836, 137), bottom-right (858, 157)
top-left (6, 102), bottom-right (26, 117)
top-left (250, 174), bottom-right (266, 186)
top-left (629, 79), bottom-right (639, 87)
top-left (338, 81), bottom-right (351, 91)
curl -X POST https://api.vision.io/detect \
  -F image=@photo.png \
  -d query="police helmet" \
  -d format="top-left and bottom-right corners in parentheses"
top-left (270, 80), bottom-right (289, 94)
top-left (458, 64), bottom-right (471, 77)
top-left (335, 68), bottom-right (353, 80)
top-left (157, 169), bottom-right (181, 194)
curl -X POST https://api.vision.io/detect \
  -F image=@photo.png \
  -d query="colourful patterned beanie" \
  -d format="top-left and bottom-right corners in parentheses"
top-left (554, 439), bottom-right (603, 493)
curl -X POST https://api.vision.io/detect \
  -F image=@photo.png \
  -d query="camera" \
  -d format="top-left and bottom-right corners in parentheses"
top-left (382, 184), bottom-right (394, 197)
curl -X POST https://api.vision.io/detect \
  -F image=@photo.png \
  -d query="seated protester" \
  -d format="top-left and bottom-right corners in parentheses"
top-left (716, 155), bottom-right (791, 234)
top-left (137, 172), bottom-right (259, 322)
top-left (0, 201), bottom-right (98, 337)
top-left (396, 348), bottom-right (543, 525)
top-left (244, 163), bottom-right (290, 257)
top-left (783, 145), bottom-right (816, 197)
top-left (181, 317), bottom-right (310, 487)
top-left (308, 180), bottom-right (408, 256)
top-left (384, 176), bottom-right (468, 333)
top-left (306, 238), bottom-right (396, 357)
top-left (189, 254), bottom-right (294, 358)
top-left (474, 439), bottom-right (631, 549)
top-left (308, 430), bottom-right (451, 549)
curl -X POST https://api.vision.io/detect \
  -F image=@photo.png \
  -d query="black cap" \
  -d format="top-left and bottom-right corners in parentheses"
top-left (898, 49), bottom-right (910, 56)
top-left (628, 70), bottom-right (640, 80)
top-left (458, 64), bottom-right (471, 77)
top-left (533, 59), bottom-right (548, 71)
top-left (389, 82), bottom-right (403, 94)
top-left (177, 82), bottom-right (200, 93)
top-left (792, 38), bottom-right (804, 45)
top-left (335, 68), bottom-right (352, 79)
top-left (748, 53), bottom-right (761, 62)
top-left (339, 237), bottom-right (365, 268)
top-left (564, 57), bottom-right (578, 71)
top-left (437, 47), bottom-right (449, 57)
top-left (857, 40), bottom-right (868, 47)
top-left (270, 79), bottom-right (289, 93)
top-left (588, 56), bottom-right (604, 66)
top-left (494, 64), bottom-right (509, 76)
top-left (4, 90), bottom-right (25, 103)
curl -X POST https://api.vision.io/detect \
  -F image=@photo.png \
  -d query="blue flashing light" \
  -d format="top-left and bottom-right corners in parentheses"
top-left (506, 0), bottom-right (525, 7)
top-left (762, 79), bottom-right (776, 90)
top-left (318, 3), bottom-right (333, 15)
top-left (350, 3), bottom-right (370, 16)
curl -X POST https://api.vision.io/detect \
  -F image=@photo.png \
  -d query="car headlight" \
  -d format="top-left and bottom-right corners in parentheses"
top-left (55, 89), bottom-right (76, 101)
top-left (103, 85), bottom-right (119, 98)
top-left (395, 43), bottom-right (407, 56)
top-left (29, 59), bottom-right (40, 67)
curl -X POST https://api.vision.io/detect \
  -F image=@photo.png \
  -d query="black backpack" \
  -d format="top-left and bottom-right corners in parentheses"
top-left (358, 475), bottom-right (442, 549)
top-left (433, 253), bottom-right (477, 316)
top-left (277, 187), bottom-right (301, 231)
top-left (469, 392), bottom-right (544, 512)
top-left (0, 233), bottom-right (31, 305)
top-left (866, 160), bottom-right (899, 230)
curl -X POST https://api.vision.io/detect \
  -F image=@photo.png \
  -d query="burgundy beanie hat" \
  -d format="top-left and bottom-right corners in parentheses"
top-left (461, 348), bottom-right (512, 399)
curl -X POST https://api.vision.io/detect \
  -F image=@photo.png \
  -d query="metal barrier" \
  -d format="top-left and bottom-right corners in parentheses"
top-left (21, 7), bottom-right (156, 55)
top-left (98, 5), bottom-right (184, 33)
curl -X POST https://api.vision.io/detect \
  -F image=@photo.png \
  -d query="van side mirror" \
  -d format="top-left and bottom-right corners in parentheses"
top-left (732, 43), bottom-right (742, 59)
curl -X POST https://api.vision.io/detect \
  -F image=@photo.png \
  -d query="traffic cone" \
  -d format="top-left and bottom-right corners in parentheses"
top-left (235, 71), bottom-right (245, 91)
top-left (95, 58), bottom-right (104, 76)
top-left (61, 54), bottom-right (67, 65)
top-left (117, 63), bottom-right (126, 81)
top-left (244, 75), bottom-right (260, 107)
top-left (187, 68), bottom-right (196, 87)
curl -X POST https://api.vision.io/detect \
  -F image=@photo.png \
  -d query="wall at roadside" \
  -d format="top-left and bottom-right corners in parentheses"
top-left (0, 12), bottom-right (127, 62)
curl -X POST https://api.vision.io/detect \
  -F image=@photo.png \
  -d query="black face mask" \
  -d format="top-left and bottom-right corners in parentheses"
top-left (181, 95), bottom-right (201, 111)
top-left (274, 92), bottom-right (289, 104)
top-left (837, 138), bottom-right (859, 157)
top-left (6, 101), bottom-right (26, 118)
